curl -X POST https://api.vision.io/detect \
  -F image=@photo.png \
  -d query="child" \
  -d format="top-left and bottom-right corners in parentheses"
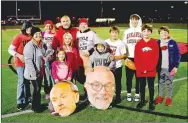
top-left (122, 14), bottom-right (143, 102)
top-left (52, 48), bottom-right (72, 83)
top-left (134, 24), bottom-right (159, 111)
top-left (155, 26), bottom-right (181, 106)
top-left (42, 20), bottom-right (55, 99)
top-left (62, 32), bottom-right (80, 83)
top-left (105, 26), bottom-right (127, 104)
top-left (88, 42), bottom-right (114, 70)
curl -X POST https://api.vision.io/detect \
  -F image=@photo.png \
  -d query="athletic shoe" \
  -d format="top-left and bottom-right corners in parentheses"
top-left (149, 102), bottom-right (155, 111)
top-left (134, 94), bottom-right (140, 102)
top-left (126, 93), bottom-right (132, 102)
top-left (17, 104), bottom-right (25, 110)
top-left (165, 97), bottom-right (172, 106)
top-left (155, 96), bottom-right (163, 104)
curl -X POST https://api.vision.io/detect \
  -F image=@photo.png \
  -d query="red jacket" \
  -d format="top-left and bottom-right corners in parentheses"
top-left (52, 26), bottom-right (78, 50)
top-left (134, 38), bottom-right (159, 77)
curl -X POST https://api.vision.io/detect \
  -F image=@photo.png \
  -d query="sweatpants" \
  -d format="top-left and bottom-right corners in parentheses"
top-left (125, 58), bottom-right (139, 94)
top-left (112, 67), bottom-right (122, 100)
top-left (159, 68), bottom-right (173, 98)
top-left (138, 77), bottom-right (155, 103)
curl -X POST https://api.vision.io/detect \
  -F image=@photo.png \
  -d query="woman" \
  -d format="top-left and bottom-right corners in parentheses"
top-left (24, 27), bottom-right (47, 113)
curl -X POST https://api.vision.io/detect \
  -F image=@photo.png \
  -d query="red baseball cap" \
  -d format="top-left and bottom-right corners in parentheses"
top-left (44, 20), bottom-right (54, 28)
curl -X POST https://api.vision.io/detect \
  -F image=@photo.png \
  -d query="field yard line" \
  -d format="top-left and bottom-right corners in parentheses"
top-left (2, 110), bottom-right (33, 118)
top-left (2, 77), bottom-right (187, 119)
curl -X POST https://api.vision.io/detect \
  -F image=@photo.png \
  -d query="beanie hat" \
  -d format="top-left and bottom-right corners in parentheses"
top-left (44, 20), bottom-right (54, 28)
top-left (31, 27), bottom-right (41, 37)
top-left (79, 18), bottom-right (88, 26)
top-left (21, 21), bottom-right (33, 31)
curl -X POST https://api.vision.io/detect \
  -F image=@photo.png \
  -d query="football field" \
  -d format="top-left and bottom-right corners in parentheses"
top-left (1, 25), bottom-right (188, 122)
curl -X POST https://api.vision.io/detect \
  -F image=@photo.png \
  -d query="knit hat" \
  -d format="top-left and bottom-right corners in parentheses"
top-left (79, 18), bottom-right (88, 26)
top-left (21, 21), bottom-right (33, 31)
top-left (44, 20), bottom-right (54, 28)
top-left (31, 27), bottom-right (42, 37)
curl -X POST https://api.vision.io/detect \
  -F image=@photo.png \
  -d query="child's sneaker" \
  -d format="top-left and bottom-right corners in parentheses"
top-left (134, 94), bottom-right (140, 102)
top-left (51, 111), bottom-right (59, 116)
top-left (126, 93), bottom-right (132, 102)
top-left (165, 97), bottom-right (172, 106)
top-left (45, 94), bottom-right (50, 100)
top-left (155, 96), bottom-right (163, 104)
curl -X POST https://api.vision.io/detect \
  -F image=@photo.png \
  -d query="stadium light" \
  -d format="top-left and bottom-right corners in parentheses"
top-left (112, 8), bottom-right (115, 10)
top-left (184, 1), bottom-right (188, 4)
top-left (171, 6), bottom-right (174, 8)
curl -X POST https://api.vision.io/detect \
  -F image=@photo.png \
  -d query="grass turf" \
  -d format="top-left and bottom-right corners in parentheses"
top-left (1, 25), bottom-right (188, 122)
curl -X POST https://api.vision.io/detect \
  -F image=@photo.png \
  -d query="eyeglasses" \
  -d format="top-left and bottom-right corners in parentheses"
top-left (87, 81), bottom-right (115, 92)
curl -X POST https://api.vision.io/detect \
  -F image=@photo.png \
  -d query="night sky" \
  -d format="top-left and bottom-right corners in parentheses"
top-left (1, 1), bottom-right (188, 23)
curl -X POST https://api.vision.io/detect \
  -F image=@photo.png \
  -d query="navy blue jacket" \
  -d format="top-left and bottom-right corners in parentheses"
top-left (157, 39), bottom-right (181, 72)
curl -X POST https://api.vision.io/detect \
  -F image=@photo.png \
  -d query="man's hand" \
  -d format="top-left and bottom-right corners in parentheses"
top-left (16, 53), bottom-right (24, 63)
top-left (170, 67), bottom-right (177, 76)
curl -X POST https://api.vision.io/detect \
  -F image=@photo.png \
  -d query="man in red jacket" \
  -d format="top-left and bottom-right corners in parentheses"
top-left (134, 24), bottom-right (159, 111)
top-left (52, 15), bottom-right (78, 50)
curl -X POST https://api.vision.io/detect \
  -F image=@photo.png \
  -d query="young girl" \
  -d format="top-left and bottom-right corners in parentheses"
top-left (42, 20), bottom-right (55, 99)
top-left (52, 48), bottom-right (72, 83)
top-left (62, 32), bottom-right (80, 83)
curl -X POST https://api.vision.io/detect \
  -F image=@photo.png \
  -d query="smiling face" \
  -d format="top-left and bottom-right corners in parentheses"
top-left (160, 30), bottom-right (169, 40)
top-left (33, 32), bottom-right (42, 42)
top-left (110, 30), bottom-right (119, 40)
top-left (50, 82), bottom-right (79, 117)
top-left (63, 33), bottom-right (72, 46)
top-left (79, 22), bottom-right (88, 32)
top-left (26, 27), bottom-right (32, 35)
top-left (61, 16), bottom-right (71, 29)
top-left (44, 24), bottom-right (52, 32)
top-left (57, 50), bottom-right (66, 62)
top-left (142, 29), bottom-right (152, 39)
top-left (84, 66), bottom-right (115, 110)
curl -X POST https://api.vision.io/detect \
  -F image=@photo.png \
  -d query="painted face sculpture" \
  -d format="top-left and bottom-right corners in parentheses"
top-left (50, 82), bottom-right (79, 117)
top-left (84, 66), bottom-right (115, 110)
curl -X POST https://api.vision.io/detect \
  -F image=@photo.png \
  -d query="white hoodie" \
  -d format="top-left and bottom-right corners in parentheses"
top-left (122, 14), bottom-right (143, 58)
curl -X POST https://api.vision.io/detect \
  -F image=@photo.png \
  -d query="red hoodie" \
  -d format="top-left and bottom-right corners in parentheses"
top-left (52, 26), bottom-right (78, 50)
top-left (134, 38), bottom-right (159, 77)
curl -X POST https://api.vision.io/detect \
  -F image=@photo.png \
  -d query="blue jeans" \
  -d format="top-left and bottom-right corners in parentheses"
top-left (16, 67), bottom-right (31, 104)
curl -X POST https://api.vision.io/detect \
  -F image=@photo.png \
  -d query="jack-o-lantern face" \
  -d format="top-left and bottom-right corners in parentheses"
top-left (84, 66), bottom-right (115, 110)
top-left (50, 82), bottom-right (79, 117)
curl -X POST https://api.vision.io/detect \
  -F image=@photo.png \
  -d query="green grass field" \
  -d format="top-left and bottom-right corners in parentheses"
top-left (1, 25), bottom-right (188, 122)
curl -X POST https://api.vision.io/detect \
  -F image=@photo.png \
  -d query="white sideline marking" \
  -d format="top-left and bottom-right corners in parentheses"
top-left (1, 77), bottom-right (187, 119)
top-left (2, 110), bottom-right (33, 118)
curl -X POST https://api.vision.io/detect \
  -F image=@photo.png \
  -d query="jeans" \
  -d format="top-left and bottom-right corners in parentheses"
top-left (16, 67), bottom-right (31, 104)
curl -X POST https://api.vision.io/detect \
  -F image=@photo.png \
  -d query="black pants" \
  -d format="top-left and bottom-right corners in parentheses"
top-left (125, 58), bottom-right (139, 94)
top-left (138, 77), bottom-right (155, 103)
top-left (25, 77), bottom-right (42, 110)
top-left (112, 67), bottom-right (122, 100)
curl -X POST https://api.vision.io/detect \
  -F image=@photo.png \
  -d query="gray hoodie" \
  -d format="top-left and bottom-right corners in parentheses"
top-left (88, 42), bottom-right (114, 68)
top-left (24, 40), bottom-right (47, 80)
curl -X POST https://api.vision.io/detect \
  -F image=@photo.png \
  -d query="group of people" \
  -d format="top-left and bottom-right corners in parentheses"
top-left (8, 14), bottom-right (181, 114)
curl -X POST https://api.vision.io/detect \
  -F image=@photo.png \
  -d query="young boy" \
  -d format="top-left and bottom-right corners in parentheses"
top-left (134, 24), bottom-right (159, 111)
top-left (122, 14), bottom-right (143, 102)
top-left (105, 26), bottom-right (126, 104)
top-left (88, 42), bottom-right (114, 69)
top-left (155, 26), bottom-right (181, 106)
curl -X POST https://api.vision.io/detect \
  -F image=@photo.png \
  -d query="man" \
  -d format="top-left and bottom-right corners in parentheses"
top-left (52, 15), bottom-right (78, 51)
top-left (50, 81), bottom-right (79, 117)
top-left (8, 21), bottom-right (33, 110)
top-left (84, 66), bottom-right (115, 110)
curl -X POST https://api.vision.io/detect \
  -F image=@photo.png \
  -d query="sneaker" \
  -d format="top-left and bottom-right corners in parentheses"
top-left (51, 111), bottom-right (59, 116)
top-left (108, 105), bottom-right (113, 109)
top-left (17, 104), bottom-right (25, 110)
top-left (155, 96), bottom-right (163, 104)
top-left (45, 94), bottom-right (50, 100)
top-left (89, 103), bottom-right (94, 107)
top-left (165, 97), bottom-right (172, 106)
top-left (134, 94), bottom-right (140, 102)
top-left (126, 93), bottom-right (132, 102)
top-left (149, 102), bottom-right (155, 111)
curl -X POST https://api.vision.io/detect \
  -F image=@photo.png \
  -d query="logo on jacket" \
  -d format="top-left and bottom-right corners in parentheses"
top-left (142, 47), bottom-right (152, 52)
